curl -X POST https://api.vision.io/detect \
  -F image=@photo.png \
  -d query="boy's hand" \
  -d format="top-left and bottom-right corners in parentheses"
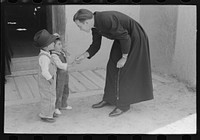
top-left (53, 33), bottom-right (60, 38)
top-left (48, 77), bottom-right (54, 85)
top-left (68, 62), bottom-right (76, 67)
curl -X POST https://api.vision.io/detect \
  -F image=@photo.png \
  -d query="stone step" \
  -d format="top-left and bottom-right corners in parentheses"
top-left (10, 56), bottom-right (38, 72)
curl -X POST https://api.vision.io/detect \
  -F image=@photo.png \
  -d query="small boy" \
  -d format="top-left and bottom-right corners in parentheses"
top-left (33, 29), bottom-right (67, 123)
top-left (51, 34), bottom-right (72, 115)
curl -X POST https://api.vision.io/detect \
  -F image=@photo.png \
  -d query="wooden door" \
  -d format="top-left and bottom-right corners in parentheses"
top-left (51, 5), bottom-right (66, 44)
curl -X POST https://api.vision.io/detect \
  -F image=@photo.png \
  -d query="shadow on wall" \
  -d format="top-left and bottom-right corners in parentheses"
top-left (171, 6), bottom-right (196, 88)
top-left (140, 5), bottom-right (178, 74)
top-left (140, 5), bottom-right (196, 87)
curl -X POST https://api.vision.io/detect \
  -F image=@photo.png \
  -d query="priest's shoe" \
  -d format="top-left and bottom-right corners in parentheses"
top-left (53, 112), bottom-right (59, 118)
top-left (92, 100), bottom-right (110, 108)
top-left (109, 107), bottom-right (129, 117)
top-left (40, 117), bottom-right (56, 123)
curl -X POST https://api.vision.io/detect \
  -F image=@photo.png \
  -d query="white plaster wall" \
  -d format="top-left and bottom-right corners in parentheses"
top-left (140, 5), bottom-right (196, 86)
top-left (139, 5), bottom-right (178, 74)
top-left (172, 6), bottom-right (196, 87)
top-left (64, 5), bottom-right (140, 71)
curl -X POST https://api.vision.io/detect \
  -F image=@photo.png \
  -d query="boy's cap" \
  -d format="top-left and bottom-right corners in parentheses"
top-left (33, 29), bottom-right (57, 48)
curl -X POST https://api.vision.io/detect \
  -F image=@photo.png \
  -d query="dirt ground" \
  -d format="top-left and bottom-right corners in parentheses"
top-left (4, 75), bottom-right (196, 134)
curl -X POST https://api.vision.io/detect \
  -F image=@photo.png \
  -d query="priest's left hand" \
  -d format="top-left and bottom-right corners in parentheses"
top-left (117, 57), bottom-right (127, 68)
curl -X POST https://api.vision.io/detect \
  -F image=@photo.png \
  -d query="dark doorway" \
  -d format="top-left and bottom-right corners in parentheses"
top-left (4, 5), bottom-right (49, 58)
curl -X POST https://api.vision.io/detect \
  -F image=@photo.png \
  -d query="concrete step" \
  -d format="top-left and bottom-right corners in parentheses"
top-left (11, 56), bottom-right (38, 72)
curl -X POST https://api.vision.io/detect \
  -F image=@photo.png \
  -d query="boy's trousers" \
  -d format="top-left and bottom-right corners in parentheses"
top-left (55, 70), bottom-right (69, 109)
top-left (39, 75), bottom-right (56, 118)
top-left (38, 52), bottom-right (57, 119)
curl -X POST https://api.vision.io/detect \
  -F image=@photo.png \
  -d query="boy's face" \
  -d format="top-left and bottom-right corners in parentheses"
top-left (54, 40), bottom-right (63, 52)
top-left (47, 42), bottom-right (55, 50)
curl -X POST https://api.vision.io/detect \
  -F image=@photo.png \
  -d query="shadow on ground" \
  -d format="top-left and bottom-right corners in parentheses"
top-left (4, 79), bottom-right (196, 133)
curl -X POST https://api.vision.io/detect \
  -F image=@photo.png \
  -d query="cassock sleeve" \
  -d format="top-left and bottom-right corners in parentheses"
top-left (103, 15), bottom-right (131, 54)
top-left (86, 28), bottom-right (102, 59)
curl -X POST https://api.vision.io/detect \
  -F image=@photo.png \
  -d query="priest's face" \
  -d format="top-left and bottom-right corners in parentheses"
top-left (75, 20), bottom-right (91, 33)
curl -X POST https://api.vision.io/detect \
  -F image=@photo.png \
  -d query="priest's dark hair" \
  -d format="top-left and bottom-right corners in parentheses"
top-left (73, 9), bottom-right (93, 23)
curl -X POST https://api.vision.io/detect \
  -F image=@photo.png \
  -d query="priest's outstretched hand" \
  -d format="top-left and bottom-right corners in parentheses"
top-left (74, 52), bottom-right (89, 64)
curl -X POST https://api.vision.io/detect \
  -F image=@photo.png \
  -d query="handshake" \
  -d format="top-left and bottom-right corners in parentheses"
top-left (53, 33), bottom-right (89, 66)
top-left (69, 52), bottom-right (90, 66)
top-left (70, 51), bottom-right (127, 68)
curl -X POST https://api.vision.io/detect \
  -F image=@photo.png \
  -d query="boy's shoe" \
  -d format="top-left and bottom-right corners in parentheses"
top-left (55, 109), bottom-right (62, 115)
top-left (40, 117), bottom-right (56, 123)
top-left (53, 112), bottom-right (59, 118)
top-left (60, 106), bottom-right (72, 110)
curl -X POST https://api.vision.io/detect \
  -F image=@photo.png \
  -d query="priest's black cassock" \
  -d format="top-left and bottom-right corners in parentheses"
top-left (86, 11), bottom-right (153, 108)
